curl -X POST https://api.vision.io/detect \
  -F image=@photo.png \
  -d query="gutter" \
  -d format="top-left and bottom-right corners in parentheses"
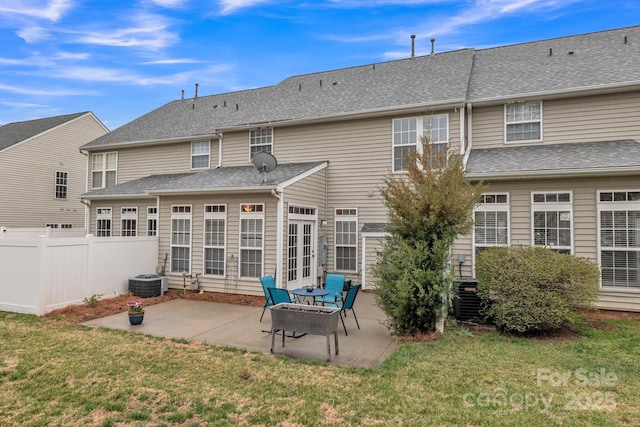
top-left (271, 188), bottom-right (284, 288)
top-left (467, 166), bottom-right (640, 181)
top-left (82, 132), bottom-right (220, 151)
top-left (462, 103), bottom-right (473, 167)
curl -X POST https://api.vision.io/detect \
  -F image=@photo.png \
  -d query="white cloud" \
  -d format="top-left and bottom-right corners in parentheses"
top-left (218, 0), bottom-right (273, 15)
top-left (142, 58), bottom-right (204, 65)
top-left (70, 12), bottom-right (179, 50)
top-left (151, 0), bottom-right (189, 7)
top-left (17, 26), bottom-right (50, 43)
top-left (0, 83), bottom-right (96, 96)
top-left (0, 0), bottom-right (73, 22)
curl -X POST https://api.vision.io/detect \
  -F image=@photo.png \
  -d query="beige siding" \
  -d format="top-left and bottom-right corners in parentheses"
top-left (89, 139), bottom-right (221, 187)
top-left (88, 200), bottom-right (156, 238)
top-left (0, 113), bottom-right (107, 228)
top-left (362, 235), bottom-right (385, 290)
top-left (471, 91), bottom-right (640, 149)
top-left (453, 175), bottom-right (640, 310)
top-left (282, 168), bottom-right (327, 285)
top-left (157, 193), bottom-right (278, 296)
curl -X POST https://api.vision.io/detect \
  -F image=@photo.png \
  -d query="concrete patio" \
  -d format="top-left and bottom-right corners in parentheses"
top-left (83, 291), bottom-right (397, 368)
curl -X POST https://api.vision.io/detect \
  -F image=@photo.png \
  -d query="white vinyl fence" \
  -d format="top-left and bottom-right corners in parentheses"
top-left (0, 231), bottom-right (158, 315)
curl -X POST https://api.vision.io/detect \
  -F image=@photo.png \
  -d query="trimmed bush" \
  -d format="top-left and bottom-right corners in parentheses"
top-left (475, 246), bottom-right (600, 333)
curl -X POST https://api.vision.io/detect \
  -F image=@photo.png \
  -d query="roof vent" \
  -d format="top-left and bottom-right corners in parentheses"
top-left (568, 51), bottom-right (574, 55)
top-left (411, 34), bottom-right (416, 58)
top-left (194, 83), bottom-right (199, 99)
top-left (430, 38), bottom-right (435, 56)
top-left (181, 89), bottom-right (184, 100)
top-left (625, 36), bottom-right (628, 44)
top-left (549, 48), bottom-right (553, 56)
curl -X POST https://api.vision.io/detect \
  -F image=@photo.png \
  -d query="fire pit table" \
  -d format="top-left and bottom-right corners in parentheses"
top-left (270, 303), bottom-right (340, 361)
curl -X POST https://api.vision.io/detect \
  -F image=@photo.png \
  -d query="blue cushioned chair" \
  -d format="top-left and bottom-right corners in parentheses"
top-left (259, 275), bottom-right (277, 322)
top-left (327, 284), bottom-right (361, 335)
top-left (315, 273), bottom-right (346, 305)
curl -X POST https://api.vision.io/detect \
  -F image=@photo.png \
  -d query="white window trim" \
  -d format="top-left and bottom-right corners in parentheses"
top-left (203, 204), bottom-right (227, 277)
top-left (504, 101), bottom-right (543, 144)
top-left (147, 206), bottom-right (158, 237)
top-left (191, 140), bottom-right (211, 169)
top-left (472, 193), bottom-right (510, 270)
top-left (91, 152), bottom-right (117, 189)
top-left (531, 191), bottom-right (573, 254)
top-left (96, 207), bottom-right (112, 237)
top-left (392, 114), bottom-right (449, 173)
top-left (249, 128), bottom-right (273, 160)
top-left (171, 204), bottom-right (193, 274)
top-left (120, 207), bottom-right (138, 237)
top-left (54, 170), bottom-right (68, 199)
top-left (239, 203), bottom-right (265, 278)
top-left (334, 208), bottom-right (358, 273)
top-left (597, 190), bottom-right (640, 289)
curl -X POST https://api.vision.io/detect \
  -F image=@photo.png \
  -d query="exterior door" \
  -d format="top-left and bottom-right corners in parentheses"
top-left (287, 220), bottom-right (315, 289)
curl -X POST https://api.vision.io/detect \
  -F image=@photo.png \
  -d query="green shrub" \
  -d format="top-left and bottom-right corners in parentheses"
top-left (475, 246), bottom-right (600, 333)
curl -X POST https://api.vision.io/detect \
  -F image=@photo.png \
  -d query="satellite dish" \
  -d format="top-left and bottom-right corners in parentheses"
top-left (251, 151), bottom-right (277, 182)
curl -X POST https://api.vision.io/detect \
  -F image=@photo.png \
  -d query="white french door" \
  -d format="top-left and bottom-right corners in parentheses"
top-left (287, 220), bottom-right (316, 289)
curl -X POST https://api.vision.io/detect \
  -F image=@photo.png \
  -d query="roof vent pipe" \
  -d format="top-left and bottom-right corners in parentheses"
top-left (194, 83), bottom-right (199, 98)
top-left (181, 89), bottom-right (184, 100)
top-left (625, 36), bottom-right (628, 44)
top-left (549, 48), bottom-right (553, 56)
top-left (430, 38), bottom-right (435, 56)
top-left (411, 34), bottom-right (416, 58)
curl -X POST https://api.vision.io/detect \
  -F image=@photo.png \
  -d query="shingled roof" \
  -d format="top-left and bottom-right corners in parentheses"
top-left (81, 49), bottom-right (475, 149)
top-left (82, 161), bottom-right (327, 198)
top-left (466, 140), bottom-right (640, 179)
top-left (0, 112), bottom-right (88, 152)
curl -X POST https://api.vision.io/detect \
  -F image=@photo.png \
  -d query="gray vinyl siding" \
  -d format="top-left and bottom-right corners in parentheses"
top-left (471, 91), bottom-right (640, 149)
top-left (453, 175), bottom-right (640, 311)
top-left (0, 113), bottom-right (107, 228)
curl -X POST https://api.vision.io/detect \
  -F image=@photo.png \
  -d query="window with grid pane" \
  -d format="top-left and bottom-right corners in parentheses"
top-left (191, 140), bottom-right (210, 169)
top-left (91, 152), bottom-right (117, 189)
top-left (240, 205), bottom-right (264, 277)
top-left (250, 129), bottom-right (272, 158)
top-left (120, 207), bottom-right (138, 237)
top-left (171, 206), bottom-right (191, 273)
top-left (505, 101), bottom-right (542, 142)
top-left (96, 207), bottom-right (112, 237)
top-left (599, 191), bottom-right (640, 288)
top-left (474, 193), bottom-right (509, 259)
top-left (532, 192), bottom-right (572, 254)
top-left (335, 208), bottom-right (357, 271)
top-left (55, 171), bottom-right (68, 199)
top-left (204, 205), bottom-right (226, 276)
top-left (147, 206), bottom-right (158, 236)
top-left (393, 114), bottom-right (448, 172)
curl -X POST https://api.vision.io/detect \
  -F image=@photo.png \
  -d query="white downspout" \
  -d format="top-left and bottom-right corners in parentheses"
top-left (459, 103), bottom-right (465, 156)
top-left (216, 132), bottom-right (223, 168)
top-left (271, 188), bottom-right (284, 288)
top-left (463, 103), bottom-right (473, 167)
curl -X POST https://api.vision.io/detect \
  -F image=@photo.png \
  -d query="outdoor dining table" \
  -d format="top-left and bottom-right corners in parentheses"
top-left (291, 287), bottom-right (329, 305)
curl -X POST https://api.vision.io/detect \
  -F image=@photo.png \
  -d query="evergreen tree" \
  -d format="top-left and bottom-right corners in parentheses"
top-left (372, 138), bottom-right (484, 335)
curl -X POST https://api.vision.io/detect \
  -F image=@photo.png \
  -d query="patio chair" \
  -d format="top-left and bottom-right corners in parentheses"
top-left (327, 284), bottom-right (361, 335)
top-left (259, 275), bottom-right (276, 322)
top-left (315, 273), bottom-right (346, 305)
top-left (268, 287), bottom-right (301, 340)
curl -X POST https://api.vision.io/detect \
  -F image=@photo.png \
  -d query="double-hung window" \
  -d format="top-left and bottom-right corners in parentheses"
top-left (335, 208), bottom-right (358, 271)
top-left (191, 140), bottom-right (210, 169)
top-left (239, 204), bottom-right (264, 277)
top-left (249, 128), bottom-right (273, 159)
top-left (393, 114), bottom-right (449, 172)
top-left (121, 207), bottom-right (138, 237)
top-left (204, 204), bottom-right (226, 276)
top-left (171, 205), bottom-right (192, 273)
top-left (96, 208), bottom-right (112, 237)
top-left (505, 101), bottom-right (542, 142)
top-left (531, 192), bottom-right (572, 254)
top-left (474, 193), bottom-right (510, 259)
top-left (55, 171), bottom-right (68, 199)
top-left (147, 206), bottom-right (158, 236)
top-left (91, 152), bottom-right (117, 189)
top-left (598, 190), bottom-right (640, 288)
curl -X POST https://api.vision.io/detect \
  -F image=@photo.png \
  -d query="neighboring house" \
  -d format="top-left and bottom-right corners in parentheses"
top-left (80, 26), bottom-right (640, 311)
top-left (0, 112), bottom-right (109, 229)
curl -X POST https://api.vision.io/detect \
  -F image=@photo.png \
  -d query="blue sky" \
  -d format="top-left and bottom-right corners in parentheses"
top-left (1, 0), bottom-right (639, 130)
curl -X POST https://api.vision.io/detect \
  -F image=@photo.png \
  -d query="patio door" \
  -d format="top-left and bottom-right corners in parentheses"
top-left (287, 220), bottom-right (316, 289)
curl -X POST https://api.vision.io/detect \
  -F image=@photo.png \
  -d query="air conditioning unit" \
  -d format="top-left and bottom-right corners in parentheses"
top-left (453, 279), bottom-right (483, 322)
top-left (128, 274), bottom-right (166, 297)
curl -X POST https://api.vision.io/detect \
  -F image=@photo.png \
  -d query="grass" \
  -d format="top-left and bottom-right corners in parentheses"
top-left (0, 312), bottom-right (639, 426)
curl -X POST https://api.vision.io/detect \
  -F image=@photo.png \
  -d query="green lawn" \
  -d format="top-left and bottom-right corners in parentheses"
top-left (0, 311), bottom-right (638, 426)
